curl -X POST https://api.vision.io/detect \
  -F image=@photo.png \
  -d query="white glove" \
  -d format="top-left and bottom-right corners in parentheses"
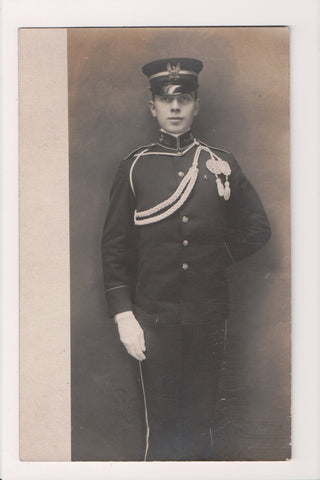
top-left (115, 311), bottom-right (146, 361)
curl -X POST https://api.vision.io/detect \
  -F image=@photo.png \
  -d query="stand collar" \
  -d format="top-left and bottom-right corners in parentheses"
top-left (157, 130), bottom-right (194, 151)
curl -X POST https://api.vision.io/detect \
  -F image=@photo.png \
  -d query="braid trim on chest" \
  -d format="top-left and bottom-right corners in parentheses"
top-left (131, 142), bottom-right (232, 226)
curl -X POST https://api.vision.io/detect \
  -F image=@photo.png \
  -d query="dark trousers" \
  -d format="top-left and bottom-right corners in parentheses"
top-left (139, 321), bottom-right (225, 461)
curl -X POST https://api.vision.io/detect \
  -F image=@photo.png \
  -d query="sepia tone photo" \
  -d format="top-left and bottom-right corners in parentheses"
top-left (19, 26), bottom-right (290, 462)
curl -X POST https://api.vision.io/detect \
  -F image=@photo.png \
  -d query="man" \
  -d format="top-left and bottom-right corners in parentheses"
top-left (101, 57), bottom-right (271, 461)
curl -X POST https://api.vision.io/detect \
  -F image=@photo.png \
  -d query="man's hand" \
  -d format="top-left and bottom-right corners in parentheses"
top-left (115, 311), bottom-right (146, 361)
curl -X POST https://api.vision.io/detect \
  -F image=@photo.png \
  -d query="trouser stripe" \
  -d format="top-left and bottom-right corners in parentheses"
top-left (139, 360), bottom-right (150, 461)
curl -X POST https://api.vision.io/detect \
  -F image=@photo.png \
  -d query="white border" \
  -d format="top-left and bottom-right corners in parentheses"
top-left (1, 0), bottom-right (320, 479)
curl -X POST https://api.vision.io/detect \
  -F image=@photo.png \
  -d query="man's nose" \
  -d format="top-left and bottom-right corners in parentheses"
top-left (170, 98), bottom-right (181, 111)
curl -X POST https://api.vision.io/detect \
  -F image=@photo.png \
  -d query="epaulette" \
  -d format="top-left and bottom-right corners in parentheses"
top-left (124, 143), bottom-right (156, 161)
top-left (198, 140), bottom-right (231, 156)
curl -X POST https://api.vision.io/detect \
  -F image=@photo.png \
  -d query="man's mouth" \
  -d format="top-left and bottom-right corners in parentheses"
top-left (169, 117), bottom-right (183, 120)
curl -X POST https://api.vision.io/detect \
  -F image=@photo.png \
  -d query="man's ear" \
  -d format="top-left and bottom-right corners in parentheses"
top-left (194, 97), bottom-right (200, 117)
top-left (148, 100), bottom-right (157, 118)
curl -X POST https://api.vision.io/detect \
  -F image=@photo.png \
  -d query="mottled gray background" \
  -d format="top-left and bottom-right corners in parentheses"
top-left (68, 27), bottom-right (290, 461)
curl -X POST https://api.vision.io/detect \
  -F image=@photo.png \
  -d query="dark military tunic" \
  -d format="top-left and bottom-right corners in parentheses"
top-left (101, 129), bottom-right (271, 460)
top-left (102, 130), bottom-right (271, 322)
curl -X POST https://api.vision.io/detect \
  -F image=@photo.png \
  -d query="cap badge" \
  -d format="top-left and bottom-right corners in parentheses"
top-left (167, 62), bottom-right (181, 79)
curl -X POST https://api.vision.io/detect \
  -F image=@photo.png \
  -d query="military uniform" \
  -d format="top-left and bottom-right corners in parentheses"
top-left (101, 58), bottom-right (271, 461)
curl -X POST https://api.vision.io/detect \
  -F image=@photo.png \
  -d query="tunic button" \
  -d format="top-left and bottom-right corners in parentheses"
top-left (178, 171), bottom-right (185, 178)
top-left (182, 216), bottom-right (189, 223)
top-left (183, 239), bottom-right (189, 246)
top-left (182, 263), bottom-right (189, 270)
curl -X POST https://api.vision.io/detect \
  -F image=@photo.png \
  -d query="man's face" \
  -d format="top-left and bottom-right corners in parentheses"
top-left (149, 92), bottom-right (200, 135)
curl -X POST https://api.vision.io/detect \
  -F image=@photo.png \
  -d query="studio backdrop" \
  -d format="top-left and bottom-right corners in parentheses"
top-left (68, 27), bottom-right (290, 461)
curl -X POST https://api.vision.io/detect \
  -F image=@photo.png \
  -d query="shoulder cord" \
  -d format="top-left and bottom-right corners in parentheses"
top-left (133, 143), bottom-right (231, 226)
top-left (134, 143), bottom-right (198, 226)
top-left (129, 141), bottom-right (198, 197)
top-left (135, 144), bottom-right (200, 219)
top-left (129, 148), bottom-right (151, 196)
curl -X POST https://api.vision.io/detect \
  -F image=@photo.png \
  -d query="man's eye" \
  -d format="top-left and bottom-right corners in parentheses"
top-left (160, 96), bottom-right (171, 103)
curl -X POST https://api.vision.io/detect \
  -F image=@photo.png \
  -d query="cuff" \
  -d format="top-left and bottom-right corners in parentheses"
top-left (105, 285), bottom-right (133, 318)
